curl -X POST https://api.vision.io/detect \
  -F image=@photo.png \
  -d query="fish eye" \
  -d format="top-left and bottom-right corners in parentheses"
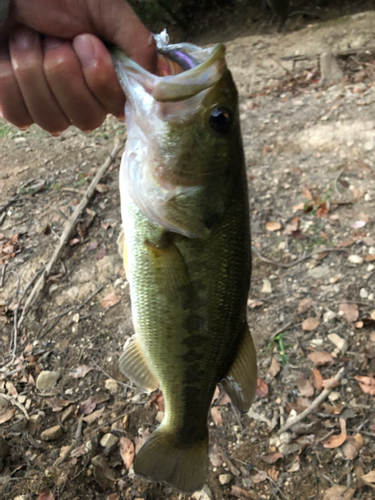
top-left (209, 107), bottom-right (232, 134)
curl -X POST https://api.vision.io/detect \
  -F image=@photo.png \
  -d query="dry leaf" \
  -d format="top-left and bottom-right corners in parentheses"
top-left (298, 297), bottom-right (313, 313)
top-left (302, 188), bottom-right (313, 200)
top-left (268, 357), bottom-right (281, 377)
top-left (292, 202), bottom-right (305, 212)
top-left (350, 220), bottom-right (366, 229)
top-left (100, 292), bottom-right (122, 308)
top-left (362, 471), bottom-right (375, 484)
top-left (297, 374), bottom-right (314, 397)
top-left (95, 183), bottom-right (109, 194)
top-left (247, 299), bottom-right (264, 308)
top-left (46, 398), bottom-right (72, 412)
top-left (69, 365), bottom-right (92, 379)
top-left (316, 202), bottom-right (328, 217)
top-left (82, 407), bottom-right (104, 423)
top-left (323, 418), bottom-right (347, 449)
top-left (230, 486), bottom-right (252, 499)
top-left (364, 255), bottom-right (375, 262)
top-left (354, 375), bottom-right (375, 396)
top-left (338, 237), bottom-right (354, 248)
top-left (312, 369), bottom-right (323, 391)
top-left (80, 396), bottom-right (98, 415)
top-left (339, 302), bottom-right (359, 322)
top-left (107, 495), bottom-right (120, 500)
top-left (211, 407), bottom-right (223, 427)
top-left (266, 221), bottom-right (282, 232)
top-left (323, 485), bottom-right (355, 500)
top-left (36, 491), bottom-right (55, 500)
top-left (302, 317), bottom-right (320, 331)
top-left (92, 455), bottom-right (116, 490)
top-left (0, 407), bottom-right (15, 424)
top-left (6, 381), bottom-right (17, 397)
top-left (119, 437), bottom-right (134, 469)
top-left (252, 471), bottom-right (267, 483)
top-left (256, 378), bottom-right (268, 397)
top-left (322, 377), bottom-right (340, 390)
top-left (308, 350), bottom-right (333, 366)
top-left (342, 434), bottom-right (364, 460)
top-left (262, 452), bottom-right (283, 464)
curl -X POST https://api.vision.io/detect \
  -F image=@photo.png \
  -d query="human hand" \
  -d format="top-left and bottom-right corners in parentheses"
top-left (0, 0), bottom-right (157, 134)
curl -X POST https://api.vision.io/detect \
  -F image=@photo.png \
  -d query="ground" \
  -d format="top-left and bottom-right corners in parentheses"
top-left (1, 3), bottom-right (375, 500)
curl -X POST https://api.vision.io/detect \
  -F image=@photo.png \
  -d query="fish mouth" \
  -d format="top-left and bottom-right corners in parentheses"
top-left (111, 41), bottom-right (226, 103)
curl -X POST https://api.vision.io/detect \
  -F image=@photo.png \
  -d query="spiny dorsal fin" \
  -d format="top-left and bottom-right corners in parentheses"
top-left (221, 324), bottom-right (257, 412)
top-left (119, 336), bottom-right (159, 393)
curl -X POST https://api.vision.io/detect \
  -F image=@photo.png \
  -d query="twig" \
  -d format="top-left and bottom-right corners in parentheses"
top-left (269, 321), bottom-right (294, 342)
top-left (0, 392), bottom-right (29, 419)
top-left (270, 56), bottom-right (296, 81)
top-left (54, 415), bottom-right (83, 466)
top-left (252, 246), bottom-right (347, 269)
top-left (0, 262), bottom-right (7, 287)
top-left (16, 138), bottom-right (123, 332)
top-left (0, 195), bottom-right (18, 215)
top-left (278, 367), bottom-right (345, 433)
top-left (89, 357), bottom-right (132, 389)
top-left (333, 168), bottom-right (345, 199)
top-left (8, 270), bottom-right (20, 357)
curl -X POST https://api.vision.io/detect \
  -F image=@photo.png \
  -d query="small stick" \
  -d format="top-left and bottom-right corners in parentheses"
top-left (278, 367), bottom-right (345, 434)
top-left (0, 392), bottom-right (29, 419)
top-left (252, 246), bottom-right (347, 269)
top-left (0, 262), bottom-right (7, 287)
top-left (0, 195), bottom-right (18, 215)
top-left (17, 138), bottom-right (123, 332)
top-left (54, 415), bottom-right (83, 466)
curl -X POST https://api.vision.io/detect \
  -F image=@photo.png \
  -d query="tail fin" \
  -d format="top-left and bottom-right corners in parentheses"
top-left (134, 426), bottom-right (208, 494)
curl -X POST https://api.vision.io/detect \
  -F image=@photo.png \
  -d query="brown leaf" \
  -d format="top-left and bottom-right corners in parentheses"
top-left (266, 221), bottom-right (282, 232)
top-left (362, 471), bottom-right (375, 484)
top-left (256, 378), bottom-right (268, 397)
top-left (69, 237), bottom-right (80, 246)
top-left (252, 471), bottom-right (268, 483)
top-left (297, 374), bottom-right (314, 397)
top-left (6, 381), bottom-right (17, 397)
top-left (80, 395), bottom-right (98, 415)
top-left (323, 418), bottom-right (347, 449)
top-left (107, 495), bottom-right (120, 500)
top-left (36, 491), bottom-right (55, 500)
top-left (262, 452), bottom-right (283, 464)
top-left (339, 302), bottom-right (359, 323)
top-left (96, 248), bottom-right (106, 260)
top-left (211, 407), bottom-right (223, 427)
top-left (323, 485), bottom-right (355, 500)
top-left (308, 350), bottom-right (333, 366)
top-left (100, 292), bottom-right (122, 308)
top-left (316, 202), bottom-right (328, 217)
top-left (364, 254), bottom-right (375, 262)
top-left (337, 237), bottom-right (355, 248)
top-left (119, 437), bottom-right (134, 469)
top-left (0, 407), bottom-right (15, 424)
top-left (302, 188), bottom-right (313, 200)
top-left (342, 434), bottom-right (364, 460)
top-left (92, 455), bottom-right (116, 490)
top-left (298, 297), bottom-right (313, 313)
top-left (69, 365), bottom-right (92, 379)
top-left (95, 183), bottom-right (109, 194)
top-left (46, 398), bottom-right (72, 412)
top-left (355, 375), bottom-right (375, 396)
top-left (322, 377), bottom-right (340, 390)
top-left (302, 317), bottom-right (320, 331)
top-left (247, 299), bottom-right (264, 309)
top-left (149, 391), bottom-right (165, 412)
top-left (230, 485), bottom-right (252, 499)
top-left (311, 369), bottom-right (323, 391)
top-left (268, 357), bottom-right (281, 377)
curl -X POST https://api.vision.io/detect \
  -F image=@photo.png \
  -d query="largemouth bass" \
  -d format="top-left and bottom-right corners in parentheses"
top-left (111, 38), bottom-right (257, 494)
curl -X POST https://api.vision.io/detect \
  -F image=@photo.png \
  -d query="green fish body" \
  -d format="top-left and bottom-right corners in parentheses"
top-left (112, 39), bottom-right (257, 493)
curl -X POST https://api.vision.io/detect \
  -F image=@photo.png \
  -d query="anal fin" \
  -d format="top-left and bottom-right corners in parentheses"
top-left (221, 325), bottom-right (257, 412)
top-left (119, 336), bottom-right (159, 393)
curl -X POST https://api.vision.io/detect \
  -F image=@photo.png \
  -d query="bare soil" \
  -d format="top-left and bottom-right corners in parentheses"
top-left (1, 4), bottom-right (375, 500)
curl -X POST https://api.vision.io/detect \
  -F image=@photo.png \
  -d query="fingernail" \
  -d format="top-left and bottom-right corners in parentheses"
top-left (44, 37), bottom-right (64, 51)
top-left (73, 35), bottom-right (96, 68)
top-left (11, 27), bottom-right (38, 50)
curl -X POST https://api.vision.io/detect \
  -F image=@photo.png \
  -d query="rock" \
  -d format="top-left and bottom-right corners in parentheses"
top-left (261, 279), bottom-right (272, 294)
top-left (36, 371), bottom-right (61, 391)
top-left (323, 310), bottom-right (336, 323)
top-left (219, 474), bottom-right (232, 485)
top-left (192, 485), bottom-right (212, 500)
top-left (41, 425), bottom-right (64, 441)
top-left (328, 391), bottom-right (340, 402)
top-left (279, 432), bottom-right (292, 445)
top-left (307, 266), bottom-right (329, 279)
top-left (100, 433), bottom-right (119, 449)
top-left (320, 52), bottom-right (344, 87)
top-left (28, 414), bottom-right (43, 433)
top-left (105, 379), bottom-right (119, 395)
top-left (61, 404), bottom-right (76, 423)
top-left (348, 255), bottom-right (363, 265)
top-left (279, 442), bottom-right (300, 456)
top-left (360, 288), bottom-right (368, 299)
top-left (328, 334), bottom-right (347, 353)
top-left (155, 411), bottom-right (164, 423)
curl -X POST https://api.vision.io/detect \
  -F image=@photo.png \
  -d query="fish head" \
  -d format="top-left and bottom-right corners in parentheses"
top-left (112, 42), bottom-right (244, 238)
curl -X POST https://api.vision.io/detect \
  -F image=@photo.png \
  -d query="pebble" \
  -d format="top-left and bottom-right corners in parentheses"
top-left (348, 255), bottom-right (363, 265)
top-left (327, 333), bottom-right (347, 352)
top-left (100, 433), bottom-right (119, 449)
top-left (105, 379), bottom-right (119, 395)
top-left (261, 279), bottom-right (272, 294)
top-left (192, 485), bottom-right (212, 500)
top-left (360, 288), bottom-right (368, 299)
top-left (36, 371), bottom-right (61, 391)
top-left (323, 310), bottom-right (336, 323)
top-left (279, 432), bottom-right (292, 445)
top-left (307, 266), bottom-right (329, 279)
top-left (41, 425), bottom-right (64, 441)
top-left (219, 474), bottom-right (232, 485)
top-left (328, 391), bottom-right (340, 402)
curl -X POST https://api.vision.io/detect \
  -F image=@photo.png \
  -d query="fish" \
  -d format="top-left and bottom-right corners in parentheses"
top-left (111, 37), bottom-right (257, 494)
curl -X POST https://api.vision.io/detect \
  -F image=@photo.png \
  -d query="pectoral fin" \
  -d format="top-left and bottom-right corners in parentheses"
top-left (119, 336), bottom-right (159, 393)
top-left (221, 325), bottom-right (257, 412)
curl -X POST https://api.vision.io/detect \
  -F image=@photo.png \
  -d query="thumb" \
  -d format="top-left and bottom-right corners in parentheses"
top-left (88, 0), bottom-right (157, 73)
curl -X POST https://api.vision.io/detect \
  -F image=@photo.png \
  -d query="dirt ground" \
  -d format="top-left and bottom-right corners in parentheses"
top-left (1, 4), bottom-right (375, 500)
